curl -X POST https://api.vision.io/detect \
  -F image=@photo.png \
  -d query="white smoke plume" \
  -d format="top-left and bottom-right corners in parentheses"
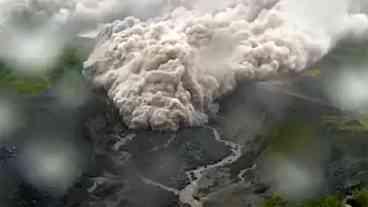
top-left (0, 0), bottom-right (165, 73)
top-left (83, 0), bottom-right (368, 130)
top-left (0, 0), bottom-right (165, 31)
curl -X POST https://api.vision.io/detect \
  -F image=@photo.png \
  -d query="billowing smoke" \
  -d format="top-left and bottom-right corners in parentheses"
top-left (84, 0), bottom-right (368, 130)
top-left (0, 0), bottom-right (165, 73)
top-left (0, 0), bottom-right (165, 31)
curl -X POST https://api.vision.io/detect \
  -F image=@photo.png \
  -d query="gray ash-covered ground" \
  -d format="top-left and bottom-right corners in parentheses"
top-left (62, 77), bottom-right (368, 207)
top-left (67, 94), bottom-right (234, 207)
top-left (2, 76), bottom-right (368, 207)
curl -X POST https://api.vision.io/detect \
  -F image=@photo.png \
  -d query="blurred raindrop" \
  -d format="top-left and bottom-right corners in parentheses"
top-left (326, 68), bottom-right (368, 113)
top-left (17, 138), bottom-right (84, 195)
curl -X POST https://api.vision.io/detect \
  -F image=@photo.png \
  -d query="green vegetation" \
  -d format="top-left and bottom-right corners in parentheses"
top-left (353, 188), bottom-right (368, 206)
top-left (0, 64), bottom-right (50, 95)
top-left (262, 194), bottom-right (343, 207)
top-left (264, 117), bottom-right (319, 159)
top-left (300, 195), bottom-right (343, 207)
top-left (322, 114), bottom-right (368, 133)
top-left (0, 46), bottom-right (85, 95)
top-left (262, 188), bottom-right (368, 207)
top-left (303, 67), bottom-right (321, 78)
top-left (263, 195), bottom-right (288, 207)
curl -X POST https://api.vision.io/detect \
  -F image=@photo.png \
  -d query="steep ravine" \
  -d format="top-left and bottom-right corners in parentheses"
top-left (178, 127), bottom-right (243, 207)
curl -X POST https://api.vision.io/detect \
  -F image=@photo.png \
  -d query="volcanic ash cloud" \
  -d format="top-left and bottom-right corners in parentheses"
top-left (0, 0), bottom-right (165, 72)
top-left (84, 0), bottom-right (368, 131)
